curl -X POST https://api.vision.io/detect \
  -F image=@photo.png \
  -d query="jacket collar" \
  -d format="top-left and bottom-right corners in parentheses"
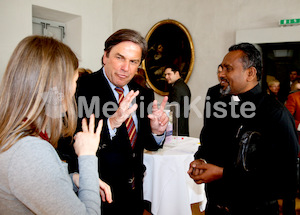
top-left (234, 84), bottom-right (262, 102)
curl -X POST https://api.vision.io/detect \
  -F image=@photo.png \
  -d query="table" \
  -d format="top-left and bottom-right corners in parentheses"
top-left (143, 136), bottom-right (207, 215)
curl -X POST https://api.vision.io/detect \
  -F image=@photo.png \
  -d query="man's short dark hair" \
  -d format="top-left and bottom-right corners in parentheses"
top-left (229, 43), bottom-right (262, 81)
top-left (104, 29), bottom-right (147, 62)
top-left (289, 68), bottom-right (298, 75)
top-left (165, 64), bottom-right (181, 75)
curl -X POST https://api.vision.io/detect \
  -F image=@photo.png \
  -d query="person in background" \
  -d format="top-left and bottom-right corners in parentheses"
top-left (75, 29), bottom-right (169, 215)
top-left (189, 43), bottom-right (298, 215)
top-left (78, 67), bottom-right (93, 77)
top-left (164, 64), bottom-right (191, 136)
top-left (267, 79), bottom-right (282, 102)
top-left (0, 35), bottom-right (112, 214)
top-left (290, 70), bottom-right (298, 87)
top-left (280, 69), bottom-right (299, 102)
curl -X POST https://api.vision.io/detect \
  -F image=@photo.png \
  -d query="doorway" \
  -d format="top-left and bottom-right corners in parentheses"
top-left (259, 42), bottom-right (300, 93)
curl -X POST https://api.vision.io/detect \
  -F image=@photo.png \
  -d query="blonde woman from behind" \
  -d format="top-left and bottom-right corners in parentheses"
top-left (0, 35), bottom-right (111, 215)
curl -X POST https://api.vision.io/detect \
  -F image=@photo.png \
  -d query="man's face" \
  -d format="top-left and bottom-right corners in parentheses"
top-left (290, 71), bottom-right (297, 82)
top-left (220, 50), bottom-right (251, 95)
top-left (217, 66), bottom-right (229, 89)
top-left (269, 83), bottom-right (280, 95)
top-left (103, 41), bottom-right (142, 87)
top-left (165, 68), bottom-right (179, 84)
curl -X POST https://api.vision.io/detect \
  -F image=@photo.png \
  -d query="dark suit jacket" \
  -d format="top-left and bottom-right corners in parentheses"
top-left (168, 78), bottom-right (191, 136)
top-left (76, 68), bottom-right (161, 214)
top-left (196, 84), bottom-right (298, 210)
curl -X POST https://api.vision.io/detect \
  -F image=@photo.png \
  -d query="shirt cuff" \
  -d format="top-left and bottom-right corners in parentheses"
top-left (152, 131), bottom-right (166, 146)
top-left (297, 124), bottom-right (300, 131)
top-left (107, 118), bottom-right (116, 139)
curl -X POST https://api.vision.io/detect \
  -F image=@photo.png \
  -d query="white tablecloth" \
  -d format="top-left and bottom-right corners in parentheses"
top-left (143, 136), bottom-right (207, 215)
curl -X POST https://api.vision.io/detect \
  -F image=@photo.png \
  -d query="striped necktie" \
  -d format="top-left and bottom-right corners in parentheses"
top-left (115, 87), bottom-right (137, 148)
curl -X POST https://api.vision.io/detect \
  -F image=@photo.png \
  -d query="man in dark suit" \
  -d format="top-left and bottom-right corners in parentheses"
top-left (164, 64), bottom-right (191, 136)
top-left (76, 29), bottom-right (169, 215)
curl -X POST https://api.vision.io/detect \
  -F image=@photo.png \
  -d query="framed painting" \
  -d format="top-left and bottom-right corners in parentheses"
top-left (142, 19), bottom-right (195, 96)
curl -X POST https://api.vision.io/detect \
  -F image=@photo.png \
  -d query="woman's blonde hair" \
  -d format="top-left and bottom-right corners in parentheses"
top-left (0, 35), bottom-right (78, 152)
top-left (267, 79), bottom-right (280, 87)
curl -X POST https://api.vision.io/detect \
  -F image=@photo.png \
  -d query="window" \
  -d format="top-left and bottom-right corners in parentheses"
top-left (32, 17), bottom-right (65, 42)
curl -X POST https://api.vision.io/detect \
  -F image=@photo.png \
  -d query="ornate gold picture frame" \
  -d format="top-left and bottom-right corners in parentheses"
top-left (142, 19), bottom-right (195, 96)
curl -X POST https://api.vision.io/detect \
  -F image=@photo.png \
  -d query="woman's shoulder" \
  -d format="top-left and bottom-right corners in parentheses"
top-left (7, 136), bottom-right (59, 163)
top-left (7, 136), bottom-right (64, 179)
top-left (16, 136), bottom-right (53, 149)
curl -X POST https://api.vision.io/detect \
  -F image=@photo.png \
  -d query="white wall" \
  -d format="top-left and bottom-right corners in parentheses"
top-left (112, 0), bottom-right (300, 138)
top-left (0, 0), bottom-right (112, 80)
top-left (236, 26), bottom-right (300, 44)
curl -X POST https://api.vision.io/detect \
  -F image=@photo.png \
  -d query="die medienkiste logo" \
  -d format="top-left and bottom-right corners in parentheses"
top-left (77, 95), bottom-right (256, 119)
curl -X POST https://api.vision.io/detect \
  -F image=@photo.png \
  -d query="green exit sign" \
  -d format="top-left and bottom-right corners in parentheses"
top-left (279, 18), bottom-right (300, 25)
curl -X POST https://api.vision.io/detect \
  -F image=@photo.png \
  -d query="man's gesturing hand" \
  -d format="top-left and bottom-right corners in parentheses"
top-left (109, 90), bottom-right (139, 130)
top-left (148, 96), bottom-right (169, 135)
